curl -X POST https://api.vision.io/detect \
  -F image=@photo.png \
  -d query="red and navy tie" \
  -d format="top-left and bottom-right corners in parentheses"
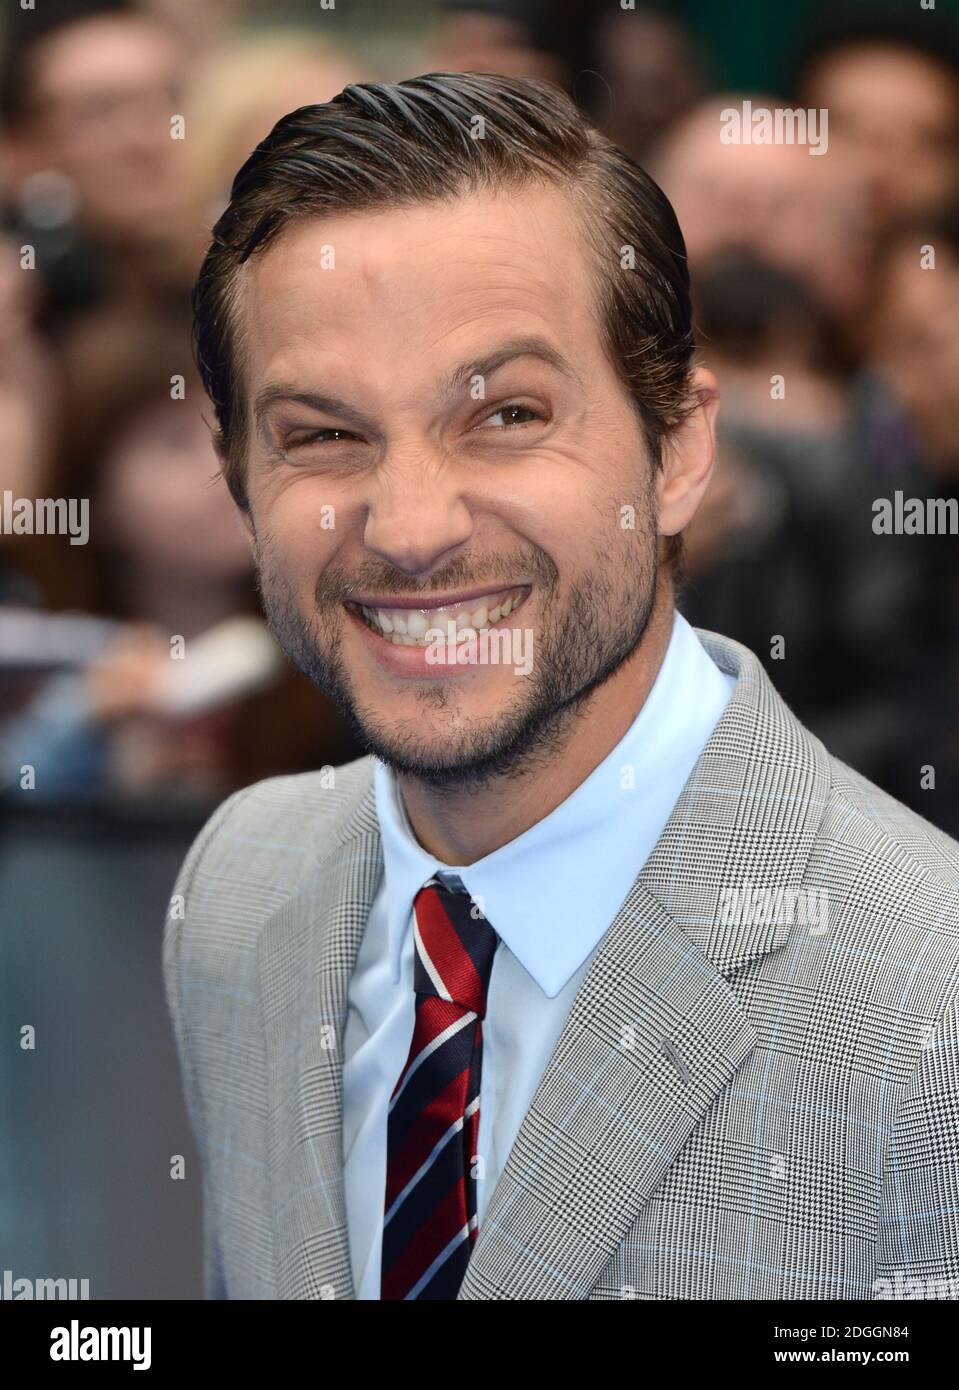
top-left (380, 875), bottom-right (499, 1300)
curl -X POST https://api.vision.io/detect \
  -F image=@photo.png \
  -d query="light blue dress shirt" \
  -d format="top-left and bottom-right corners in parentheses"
top-left (341, 610), bottom-right (737, 1298)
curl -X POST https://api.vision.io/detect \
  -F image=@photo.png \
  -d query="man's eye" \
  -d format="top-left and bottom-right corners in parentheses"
top-left (476, 403), bottom-right (542, 429)
top-left (286, 428), bottom-right (357, 449)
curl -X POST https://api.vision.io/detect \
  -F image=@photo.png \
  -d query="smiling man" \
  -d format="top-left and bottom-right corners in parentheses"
top-left (165, 72), bottom-right (959, 1301)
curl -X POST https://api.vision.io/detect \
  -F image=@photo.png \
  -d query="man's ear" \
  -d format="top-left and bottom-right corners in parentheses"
top-left (239, 508), bottom-right (256, 553)
top-left (656, 365), bottom-right (720, 539)
top-left (237, 499), bottom-right (256, 549)
top-left (215, 442), bottom-right (257, 550)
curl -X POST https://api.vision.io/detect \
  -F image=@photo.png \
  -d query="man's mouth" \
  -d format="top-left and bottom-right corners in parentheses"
top-left (345, 585), bottom-right (530, 646)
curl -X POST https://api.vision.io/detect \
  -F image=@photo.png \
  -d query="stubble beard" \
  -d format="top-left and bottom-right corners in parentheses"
top-left (252, 522), bottom-right (658, 793)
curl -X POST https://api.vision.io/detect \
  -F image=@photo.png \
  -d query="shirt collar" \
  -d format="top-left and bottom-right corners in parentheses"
top-left (373, 611), bottom-right (736, 997)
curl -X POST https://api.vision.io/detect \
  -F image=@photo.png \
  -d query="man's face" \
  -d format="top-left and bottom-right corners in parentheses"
top-left (803, 44), bottom-right (959, 232)
top-left (868, 244), bottom-right (959, 474)
top-left (236, 184), bottom-right (664, 786)
top-left (656, 105), bottom-right (872, 324)
top-left (19, 16), bottom-right (186, 241)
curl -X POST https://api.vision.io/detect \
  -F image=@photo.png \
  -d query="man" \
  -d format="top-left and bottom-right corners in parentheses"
top-left (164, 72), bottom-right (959, 1300)
top-left (0, 0), bottom-right (185, 246)
top-left (796, 9), bottom-right (959, 239)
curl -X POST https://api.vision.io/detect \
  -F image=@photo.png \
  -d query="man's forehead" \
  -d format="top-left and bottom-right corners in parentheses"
top-left (241, 184), bottom-right (588, 308)
top-left (35, 15), bottom-right (178, 92)
top-left (236, 184), bottom-right (597, 383)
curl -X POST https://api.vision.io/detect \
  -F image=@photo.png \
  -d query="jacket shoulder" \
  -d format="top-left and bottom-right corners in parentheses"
top-left (700, 625), bottom-right (959, 889)
top-left (164, 755), bottom-right (377, 955)
top-left (822, 750), bottom-right (959, 887)
top-left (195, 755), bottom-right (376, 863)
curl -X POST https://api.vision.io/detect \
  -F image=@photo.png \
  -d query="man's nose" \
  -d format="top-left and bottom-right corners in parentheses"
top-left (362, 465), bottom-right (474, 576)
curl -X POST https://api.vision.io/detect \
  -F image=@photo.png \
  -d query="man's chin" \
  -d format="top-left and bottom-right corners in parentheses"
top-left (345, 692), bottom-right (578, 791)
top-left (347, 716), bottom-right (521, 788)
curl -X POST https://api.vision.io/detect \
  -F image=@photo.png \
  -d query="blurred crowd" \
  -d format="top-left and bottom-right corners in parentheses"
top-left (0, 0), bottom-right (957, 830)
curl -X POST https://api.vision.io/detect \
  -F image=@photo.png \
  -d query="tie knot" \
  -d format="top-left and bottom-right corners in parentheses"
top-left (411, 877), bottom-right (499, 1016)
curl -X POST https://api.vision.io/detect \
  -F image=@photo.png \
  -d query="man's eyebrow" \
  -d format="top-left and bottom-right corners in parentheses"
top-left (253, 386), bottom-right (379, 437)
top-left (252, 334), bottom-right (580, 435)
top-left (442, 334), bottom-right (582, 397)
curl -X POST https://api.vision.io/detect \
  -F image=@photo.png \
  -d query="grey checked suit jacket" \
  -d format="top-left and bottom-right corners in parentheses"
top-left (162, 629), bottom-right (959, 1299)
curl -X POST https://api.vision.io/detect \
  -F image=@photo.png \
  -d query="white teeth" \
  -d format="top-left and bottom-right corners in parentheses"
top-left (355, 587), bottom-right (527, 646)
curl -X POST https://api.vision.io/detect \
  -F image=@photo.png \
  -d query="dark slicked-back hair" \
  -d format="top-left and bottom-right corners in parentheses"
top-left (192, 71), bottom-right (697, 574)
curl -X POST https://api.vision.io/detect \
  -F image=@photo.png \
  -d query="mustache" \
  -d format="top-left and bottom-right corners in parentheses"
top-left (312, 551), bottom-right (560, 607)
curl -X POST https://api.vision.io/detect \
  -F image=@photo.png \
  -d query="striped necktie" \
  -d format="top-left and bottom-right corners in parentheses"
top-left (380, 874), bottom-right (499, 1300)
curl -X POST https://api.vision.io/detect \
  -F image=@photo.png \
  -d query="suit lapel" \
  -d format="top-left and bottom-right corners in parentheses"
top-left (258, 772), bottom-right (381, 1300)
top-left (458, 630), bottom-right (832, 1299)
top-left (456, 876), bottom-right (758, 1299)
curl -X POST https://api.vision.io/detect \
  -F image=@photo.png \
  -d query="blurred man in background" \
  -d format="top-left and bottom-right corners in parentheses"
top-left (797, 11), bottom-right (959, 240)
top-left (0, 0), bottom-right (195, 334)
